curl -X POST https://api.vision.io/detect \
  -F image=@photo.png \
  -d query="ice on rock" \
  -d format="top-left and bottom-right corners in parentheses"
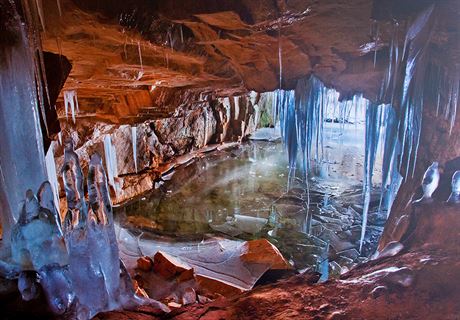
top-left (10, 185), bottom-right (74, 315)
top-left (11, 186), bottom-right (69, 271)
top-left (447, 171), bottom-right (460, 204)
top-left (63, 152), bottom-right (147, 318)
top-left (18, 271), bottom-right (39, 301)
top-left (62, 139), bottom-right (88, 231)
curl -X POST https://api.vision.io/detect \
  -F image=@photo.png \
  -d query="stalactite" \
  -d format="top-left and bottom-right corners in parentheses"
top-left (64, 90), bottom-right (78, 123)
top-left (131, 126), bottom-right (138, 173)
top-left (104, 135), bottom-right (119, 193)
top-left (45, 141), bottom-right (60, 216)
top-left (361, 103), bottom-right (385, 252)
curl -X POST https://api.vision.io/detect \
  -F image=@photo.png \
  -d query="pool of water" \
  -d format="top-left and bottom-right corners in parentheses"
top-left (116, 124), bottom-right (387, 277)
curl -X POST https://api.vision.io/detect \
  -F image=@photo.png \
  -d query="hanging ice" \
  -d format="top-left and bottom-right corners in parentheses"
top-left (131, 126), bottom-right (138, 173)
top-left (104, 134), bottom-right (119, 193)
top-left (45, 141), bottom-right (61, 217)
top-left (64, 90), bottom-right (79, 123)
top-left (360, 103), bottom-right (385, 252)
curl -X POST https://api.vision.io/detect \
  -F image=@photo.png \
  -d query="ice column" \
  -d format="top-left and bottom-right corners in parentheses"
top-left (0, 5), bottom-right (47, 242)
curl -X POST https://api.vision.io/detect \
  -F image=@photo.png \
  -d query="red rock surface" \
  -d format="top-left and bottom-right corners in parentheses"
top-left (99, 204), bottom-right (460, 319)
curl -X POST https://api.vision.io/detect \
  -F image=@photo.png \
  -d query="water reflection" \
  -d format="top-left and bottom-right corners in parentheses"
top-left (116, 124), bottom-right (387, 278)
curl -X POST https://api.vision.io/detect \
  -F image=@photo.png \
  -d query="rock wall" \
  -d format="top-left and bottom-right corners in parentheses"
top-left (378, 101), bottom-right (460, 250)
top-left (56, 91), bottom-right (261, 205)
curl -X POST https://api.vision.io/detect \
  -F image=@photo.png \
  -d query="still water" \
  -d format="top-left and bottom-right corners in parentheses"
top-left (116, 124), bottom-right (386, 277)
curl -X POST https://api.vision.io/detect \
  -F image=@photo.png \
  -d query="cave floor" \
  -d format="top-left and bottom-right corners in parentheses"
top-left (100, 205), bottom-right (460, 320)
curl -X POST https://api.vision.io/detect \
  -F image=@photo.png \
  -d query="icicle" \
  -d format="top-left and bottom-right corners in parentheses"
top-left (104, 135), bottom-right (119, 193)
top-left (360, 103), bottom-right (384, 252)
top-left (64, 90), bottom-right (78, 123)
top-left (56, 0), bottom-right (62, 16)
top-left (278, 23), bottom-right (283, 89)
top-left (168, 29), bottom-right (174, 51)
top-left (131, 126), bottom-right (138, 173)
top-left (34, 0), bottom-right (46, 31)
top-left (45, 141), bottom-right (60, 216)
top-left (203, 110), bottom-right (208, 145)
top-left (373, 21), bottom-right (379, 68)
top-left (137, 41), bottom-right (144, 80)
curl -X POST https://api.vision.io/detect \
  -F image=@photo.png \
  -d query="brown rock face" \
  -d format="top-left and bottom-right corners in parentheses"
top-left (39, 0), bottom-right (394, 124)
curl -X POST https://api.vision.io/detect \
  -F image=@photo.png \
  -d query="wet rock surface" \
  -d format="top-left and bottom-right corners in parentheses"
top-left (100, 204), bottom-right (460, 320)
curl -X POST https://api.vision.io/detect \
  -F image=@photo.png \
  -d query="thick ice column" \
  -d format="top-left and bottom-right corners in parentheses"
top-left (0, 7), bottom-right (47, 242)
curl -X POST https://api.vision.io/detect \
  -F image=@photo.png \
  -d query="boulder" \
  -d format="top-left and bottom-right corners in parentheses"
top-left (241, 239), bottom-right (292, 270)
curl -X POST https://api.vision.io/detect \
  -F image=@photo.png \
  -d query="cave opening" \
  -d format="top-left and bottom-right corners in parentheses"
top-left (0, 0), bottom-right (459, 319)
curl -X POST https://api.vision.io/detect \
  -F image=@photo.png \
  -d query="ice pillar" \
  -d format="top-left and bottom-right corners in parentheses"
top-left (0, 6), bottom-right (47, 242)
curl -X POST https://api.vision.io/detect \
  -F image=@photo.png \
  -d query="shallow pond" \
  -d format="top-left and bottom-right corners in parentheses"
top-left (116, 124), bottom-right (387, 278)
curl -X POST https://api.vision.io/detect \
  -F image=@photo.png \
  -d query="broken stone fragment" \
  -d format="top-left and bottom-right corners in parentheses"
top-left (167, 301), bottom-right (182, 309)
top-left (195, 275), bottom-right (245, 297)
top-left (197, 294), bottom-right (212, 304)
top-left (153, 251), bottom-right (193, 279)
top-left (137, 256), bottom-right (153, 272)
top-left (177, 268), bottom-right (195, 283)
top-left (241, 239), bottom-right (292, 270)
top-left (181, 287), bottom-right (197, 305)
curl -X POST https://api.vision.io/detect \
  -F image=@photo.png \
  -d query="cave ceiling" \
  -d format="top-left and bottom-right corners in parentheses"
top-left (38, 0), bottom-right (459, 124)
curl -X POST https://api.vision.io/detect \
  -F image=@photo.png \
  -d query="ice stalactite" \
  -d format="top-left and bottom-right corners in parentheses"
top-left (378, 5), bottom-right (436, 181)
top-left (379, 106), bottom-right (403, 216)
top-left (104, 135), bottom-right (119, 194)
top-left (137, 41), bottom-right (144, 80)
top-left (45, 141), bottom-right (60, 217)
top-left (131, 126), bottom-right (138, 173)
top-left (360, 103), bottom-right (385, 252)
top-left (180, 25), bottom-right (184, 43)
top-left (294, 77), bottom-right (326, 178)
top-left (56, 0), bottom-right (62, 16)
top-left (0, 2), bottom-right (47, 242)
top-left (64, 90), bottom-right (79, 123)
top-left (278, 23), bottom-right (283, 89)
top-left (21, 0), bottom-right (52, 136)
